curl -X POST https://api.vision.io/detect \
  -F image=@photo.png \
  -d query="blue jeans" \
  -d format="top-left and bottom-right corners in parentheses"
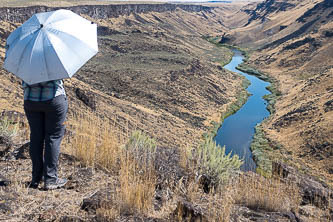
top-left (24, 95), bottom-right (68, 184)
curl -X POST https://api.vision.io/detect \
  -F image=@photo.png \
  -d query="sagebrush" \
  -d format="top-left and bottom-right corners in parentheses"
top-left (0, 116), bottom-right (18, 145)
top-left (188, 137), bottom-right (243, 188)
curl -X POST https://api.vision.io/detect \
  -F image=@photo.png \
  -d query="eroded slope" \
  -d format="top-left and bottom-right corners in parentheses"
top-left (0, 4), bottom-right (241, 149)
top-left (226, 0), bottom-right (333, 185)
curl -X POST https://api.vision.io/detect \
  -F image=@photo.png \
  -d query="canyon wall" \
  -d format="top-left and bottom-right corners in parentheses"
top-left (0, 4), bottom-right (213, 23)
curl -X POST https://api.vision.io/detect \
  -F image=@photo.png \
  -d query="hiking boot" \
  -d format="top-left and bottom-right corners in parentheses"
top-left (28, 181), bottom-right (39, 189)
top-left (28, 176), bottom-right (43, 189)
top-left (44, 178), bottom-right (67, 190)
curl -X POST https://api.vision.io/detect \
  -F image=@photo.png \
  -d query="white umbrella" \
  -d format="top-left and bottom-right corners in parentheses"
top-left (3, 9), bottom-right (98, 85)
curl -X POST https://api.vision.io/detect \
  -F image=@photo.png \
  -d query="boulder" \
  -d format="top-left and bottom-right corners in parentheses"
top-left (13, 142), bottom-right (30, 159)
top-left (59, 216), bottom-right (85, 222)
top-left (75, 88), bottom-right (97, 111)
top-left (231, 206), bottom-right (299, 222)
top-left (298, 204), bottom-right (331, 221)
top-left (0, 142), bottom-right (11, 158)
top-left (272, 161), bottom-right (333, 210)
top-left (173, 199), bottom-right (206, 222)
top-left (0, 174), bottom-right (10, 187)
top-left (81, 189), bottom-right (114, 213)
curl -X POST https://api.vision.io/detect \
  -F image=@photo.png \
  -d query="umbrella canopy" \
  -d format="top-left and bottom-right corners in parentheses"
top-left (3, 9), bottom-right (98, 85)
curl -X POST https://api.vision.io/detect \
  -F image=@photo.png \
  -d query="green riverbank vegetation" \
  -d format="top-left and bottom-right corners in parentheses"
top-left (202, 36), bottom-right (283, 177)
top-left (235, 55), bottom-right (283, 176)
top-left (250, 125), bottom-right (273, 176)
top-left (203, 78), bottom-right (250, 140)
top-left (199, 36), bottom-right (284, 183)
top-left (236, 63), bottom-right (281, 114)
top-left (202, 37), bottom-right (251, 140)
top-left (204, 35), bottom-right (281, 114)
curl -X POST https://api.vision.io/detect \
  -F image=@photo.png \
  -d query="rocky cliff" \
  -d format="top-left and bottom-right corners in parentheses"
top-left (243, 0), bottom-right (296, 26)
top-left (0, 3), bottom-right (213, 23)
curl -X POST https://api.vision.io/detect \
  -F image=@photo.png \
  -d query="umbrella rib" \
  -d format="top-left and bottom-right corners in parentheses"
top-left (9, 27), bottom-right (38, 53)
top-left (16, 31), bottom-right (39, 74)
top-left (45, 17), bottom-right (68, 27)
top-left (43, 10), bottom-right (81, 27)
top-left (41, 32), bottom-right (50, 80)
top-left (6, 27), bottom-right (22, 47)
top-left (47, 27), bottom-right (97, 53)
top-left (44, 31), bottom-right (68, 76)
top-left (46, 17), bottom-right (75, 27)
top-left (30, 30), bottom-right (48, 76)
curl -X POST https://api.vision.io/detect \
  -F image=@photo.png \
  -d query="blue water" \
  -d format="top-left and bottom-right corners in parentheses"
top-left (214, 49), bottom-right (271, 171)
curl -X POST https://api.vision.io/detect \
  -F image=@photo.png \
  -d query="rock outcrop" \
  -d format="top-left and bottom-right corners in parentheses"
top-left (0, 4), bottom-right (213, 23)
top-left (75, 88), bottom-right (97, 111)
top-left (273, 161), bottom-right (333, 211)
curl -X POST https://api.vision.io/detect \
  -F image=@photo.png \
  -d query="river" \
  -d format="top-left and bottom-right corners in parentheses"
top-left (214, 49), bottom-right (271, 171)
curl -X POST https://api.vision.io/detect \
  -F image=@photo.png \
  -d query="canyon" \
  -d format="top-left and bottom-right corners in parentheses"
top-left (0, 0), bottom-right (332, 221)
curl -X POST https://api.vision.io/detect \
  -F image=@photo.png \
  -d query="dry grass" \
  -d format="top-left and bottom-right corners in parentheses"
top-left (69, 113), bottom-right (240, 220)
top-left (117, 131), bottom-right (157, 215)
top-left (71, 114), bottom-right (157, 217)
top-left (118, 152), bottom-right (156, 215)
top-left (177, 141), bottom-right (302, 221)
top-left (0, 110), bottom-right (324, 221)
top-left (176, 179), bottom-right (234, 221)
top-left (70, 113), bottom-right (122, 171)
top-left (233, 173), bottom-right (301, 213)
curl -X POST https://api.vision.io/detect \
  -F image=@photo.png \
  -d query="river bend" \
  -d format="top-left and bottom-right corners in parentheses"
top-left (214, 49), bottom-right (271, 171)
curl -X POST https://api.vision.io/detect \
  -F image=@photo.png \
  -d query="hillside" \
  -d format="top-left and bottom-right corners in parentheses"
top-left (0, 3), bottom-right (243, 149)
top-left (225, 0), bottom-right (327, 48)
top-left (0, 1), bottom-right (332, 221)
top-left (224, 0), bottom-right (333, 186)
top-left (0, 3), bottom-right (248, 221)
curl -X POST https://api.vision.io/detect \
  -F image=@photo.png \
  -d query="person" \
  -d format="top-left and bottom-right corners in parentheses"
top-left (23, 79), bottom-right (68, 190)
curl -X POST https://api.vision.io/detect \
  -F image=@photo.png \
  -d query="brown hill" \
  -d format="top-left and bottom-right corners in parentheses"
top-left (0, 4), bottom-right (241, 149)
top-left (226, 0), bottom-right (328, 47)
top-left (225, 0), bottom-right (333, 185)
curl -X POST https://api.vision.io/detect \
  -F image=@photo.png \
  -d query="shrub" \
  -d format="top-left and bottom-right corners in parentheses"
top-left (0, 117), bottom-right (18, 146)
top-left (123, 130), bottom-right (156, 168)
top-left (190, 137), bottom-right (243, 188)
top-left (251, 125), bottom-right (273, 176)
